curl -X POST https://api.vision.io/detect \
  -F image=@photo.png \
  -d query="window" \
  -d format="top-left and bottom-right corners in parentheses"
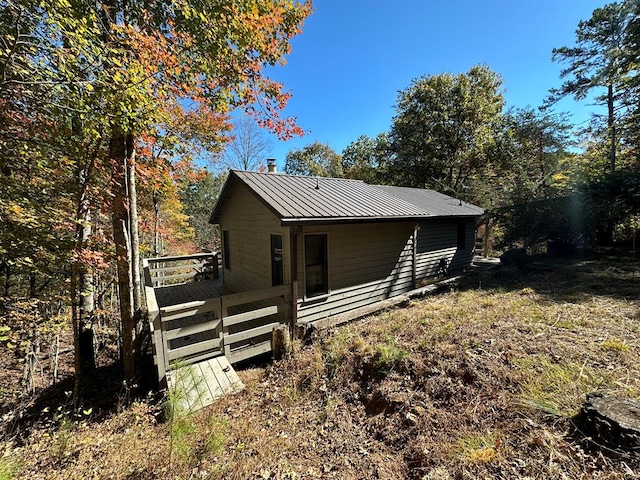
top-left (271, 234), bottom-right (284, 286)
top-left (223, 230), bottom-right (230, 269)
top-left (457, 222), bottom-right (466, 250)
top-left (304, 234), bottom-right (328, 298)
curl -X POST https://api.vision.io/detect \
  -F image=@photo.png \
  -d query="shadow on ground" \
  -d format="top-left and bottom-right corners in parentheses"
top-left (3, 353), bottom-right (162, 444)
top-left (459, 251), bottom-right (640, 304)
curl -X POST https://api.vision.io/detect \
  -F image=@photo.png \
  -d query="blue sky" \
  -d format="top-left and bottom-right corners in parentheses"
top-left (256, 0), bottom-right (607, 169)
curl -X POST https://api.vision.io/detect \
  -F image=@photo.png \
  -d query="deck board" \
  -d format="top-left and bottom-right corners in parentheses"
top-left (167, 356), bottom-right (244, 413)
top-left (155, 278), bottom-right (227, 308)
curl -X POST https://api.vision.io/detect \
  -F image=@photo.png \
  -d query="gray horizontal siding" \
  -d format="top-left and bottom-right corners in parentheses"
top-left (297, 270), bottom-right (413, 324)
top-left (415, 219), bottom-right (475, 280)
top-left (218, 181), bottom-right (478, 327)
top-left (297, 223), bottom-right (415, 324)
top-left (219, 182), bottom-right (289, 293)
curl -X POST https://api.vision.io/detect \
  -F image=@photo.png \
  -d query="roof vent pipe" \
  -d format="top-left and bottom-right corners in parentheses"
top-left (315, 176), bottom-right (320, 190)
top-left (267, 158), bottom-right (277, 174)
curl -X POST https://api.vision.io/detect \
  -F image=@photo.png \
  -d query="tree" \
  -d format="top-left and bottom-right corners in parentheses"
top-left (487, 109), bottom-right (580, 250)
top-left (549, 1), bottom-right (634, 174)
top-left (619, 2), bottom-right (640, 161)
top-left (341, 134), bottom-right (390, 183)
top-left (284, 141), bottom-right (343, 177)
top-left (2, 0), bottom-right (312, 387)
top-left (386, 65), bottom-right (505, 199)
top-left (579, 166), bottom-right (640, 244)
top-left (180, 170), bottom-right (226, 251)
top-left (223, 115), bottom-right (273, 171)
top-left (503, 108), bottom-right (574, 202)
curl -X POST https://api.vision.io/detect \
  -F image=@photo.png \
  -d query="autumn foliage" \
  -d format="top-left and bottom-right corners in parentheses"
top-left (0, 0), bottom-right (311, 389)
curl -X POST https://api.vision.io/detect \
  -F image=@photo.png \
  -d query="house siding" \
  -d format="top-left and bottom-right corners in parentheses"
top-left (415, 218), bottom-right (476, 279)
top-left (296, 222), bottom-right (415, 324)
top-left (218, 183), bottom-right (289, 293)
top-left (216, 181), bottom-right (478, 327)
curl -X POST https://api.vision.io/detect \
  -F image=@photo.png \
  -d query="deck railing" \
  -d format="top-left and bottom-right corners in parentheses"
top-left (144, 262), bottom-right (290, 385)
top-left (143, 252), bottom-right (219, 287)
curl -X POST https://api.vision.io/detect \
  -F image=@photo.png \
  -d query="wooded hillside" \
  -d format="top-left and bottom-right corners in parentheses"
top-left (1, 1), bottom-right (640, 478)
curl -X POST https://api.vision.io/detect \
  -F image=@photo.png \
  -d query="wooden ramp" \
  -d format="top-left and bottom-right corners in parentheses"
top-left (166, 356), bottom-right (244, 413)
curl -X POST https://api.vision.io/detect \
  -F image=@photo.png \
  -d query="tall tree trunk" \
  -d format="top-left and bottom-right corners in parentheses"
top-left (152, 190), bottom-right (160, 256)
top-left (608, 83), bottom-right (616, 174)
top-left (72, 199), bottom-right (96, 397)
top-left (3, 263), bottom-right (9, 296)
top-left (128, 151), bottom-right (142, 312)
top-left (110, 128), bottom-right (135, 382)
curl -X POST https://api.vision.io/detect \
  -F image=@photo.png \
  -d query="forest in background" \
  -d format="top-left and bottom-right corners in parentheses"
top-left (1, 0), bottom-right (640, 405)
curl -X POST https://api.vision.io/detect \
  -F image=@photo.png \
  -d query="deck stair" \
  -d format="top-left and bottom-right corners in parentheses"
top-left (167, 356), bottom-right (244, 413)
top-left (143, 252), bottom-right (291, 412)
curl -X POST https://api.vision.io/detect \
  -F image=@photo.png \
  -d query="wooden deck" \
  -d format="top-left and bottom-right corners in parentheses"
top-left (166, 356), bottom-right (244, 413)
top-left (154, 279), bottom-right (227, 357)
top-left (144, 253), bottom-right (291, 413)
top-left (154, 278), bottom-right (227, 308)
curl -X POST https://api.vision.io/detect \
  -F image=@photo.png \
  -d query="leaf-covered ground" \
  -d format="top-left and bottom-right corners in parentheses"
top-left (2, 254), bottom-right (640, 479)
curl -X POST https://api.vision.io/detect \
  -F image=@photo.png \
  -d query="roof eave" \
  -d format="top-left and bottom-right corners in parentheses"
top-left (209, 170), bottom-right (288, 225)
top-left (280, 211), bottom-right (483, 226)
top-left (280, 215), bottom-right (433, 226)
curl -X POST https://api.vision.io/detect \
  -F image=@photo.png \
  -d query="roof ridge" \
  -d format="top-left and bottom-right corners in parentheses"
top-left (232, 169), bottom-right (366, 183)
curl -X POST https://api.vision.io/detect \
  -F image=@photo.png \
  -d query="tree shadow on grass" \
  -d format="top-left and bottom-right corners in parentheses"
top-left (3, 353), bottom-right (162, 445)
top-left (458, 252), bottom-right (640, 304)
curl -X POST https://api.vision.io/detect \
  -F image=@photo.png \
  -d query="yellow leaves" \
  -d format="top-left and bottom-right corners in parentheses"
top-left (2, 201), bottom-right (39, 228)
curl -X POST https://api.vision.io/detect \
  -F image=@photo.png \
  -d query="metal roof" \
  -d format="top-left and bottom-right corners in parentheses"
top-left (210, 171), bottom-right (484, 225)
top-left (372, 185), bottom-right (485, 217)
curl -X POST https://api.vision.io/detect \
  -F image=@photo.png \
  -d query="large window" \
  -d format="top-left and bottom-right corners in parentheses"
top-left (271, 234), bottom-right (284, 286)
top-left (223, 230), bottom-right (230, 269)
top-left (304, 234), bottom-right (328, 298)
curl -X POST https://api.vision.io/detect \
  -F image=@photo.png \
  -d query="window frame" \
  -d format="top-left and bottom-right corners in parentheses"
top-left (303, 233), bottom-right (329, 300)
top-left (270, 233), bottom-right (284, 286)
top-left (457, 221), bottom-right (466, 250)
top-left (222, 229), bottom-right (231, 270)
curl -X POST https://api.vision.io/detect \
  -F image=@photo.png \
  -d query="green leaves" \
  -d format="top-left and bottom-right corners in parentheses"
top-left (386, 65), bottom-right (505, 197)
top-left (284, 141), bottom-right (343, 178)
top-left (549, 0), bottom-right (638, 173)
top-left (0, 325), bottom-right (11, 342)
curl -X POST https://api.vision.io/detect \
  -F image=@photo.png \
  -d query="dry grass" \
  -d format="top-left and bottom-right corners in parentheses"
top-left (3, 253), bottom-right (640, 479)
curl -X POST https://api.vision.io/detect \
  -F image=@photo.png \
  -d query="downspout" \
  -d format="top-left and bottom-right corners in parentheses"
top-left (289, 226), bottom-right (302, 339)
top-left (412, 223), bottom-right (420, 288)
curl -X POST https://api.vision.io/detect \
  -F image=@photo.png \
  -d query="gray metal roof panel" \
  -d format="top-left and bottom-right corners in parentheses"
top-left (372, 185), bottom-right (484, 217)
top-left (210, 171), bottom-right (483, 224)
top-left (234, 171), bottom-right (430, 219)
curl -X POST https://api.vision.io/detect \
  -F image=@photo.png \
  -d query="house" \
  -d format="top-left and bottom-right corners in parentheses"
top-left (209, 169), bottom-right (483, 330)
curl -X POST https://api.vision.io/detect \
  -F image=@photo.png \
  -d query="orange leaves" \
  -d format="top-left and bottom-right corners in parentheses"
top-left (71, 248), bottom-right (110, 272)
top-left (96, 0), bottom-right (311, 142)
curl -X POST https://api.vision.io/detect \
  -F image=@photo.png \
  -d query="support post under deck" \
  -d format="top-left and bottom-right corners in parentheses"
top-left (289, 226), bottom-right (301, 339)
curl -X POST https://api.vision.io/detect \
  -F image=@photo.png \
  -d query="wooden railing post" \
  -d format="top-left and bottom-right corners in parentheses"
top-left (212, 252), bottom-right (219, 279)
top-left (142, 259), bottom-right (152, 287)
top-left (145, 285), bottom-right (166, 387)
top-left (289, 226), bottom-right (301, 339)
top-left (221, 296), bottom-right (230, 358)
